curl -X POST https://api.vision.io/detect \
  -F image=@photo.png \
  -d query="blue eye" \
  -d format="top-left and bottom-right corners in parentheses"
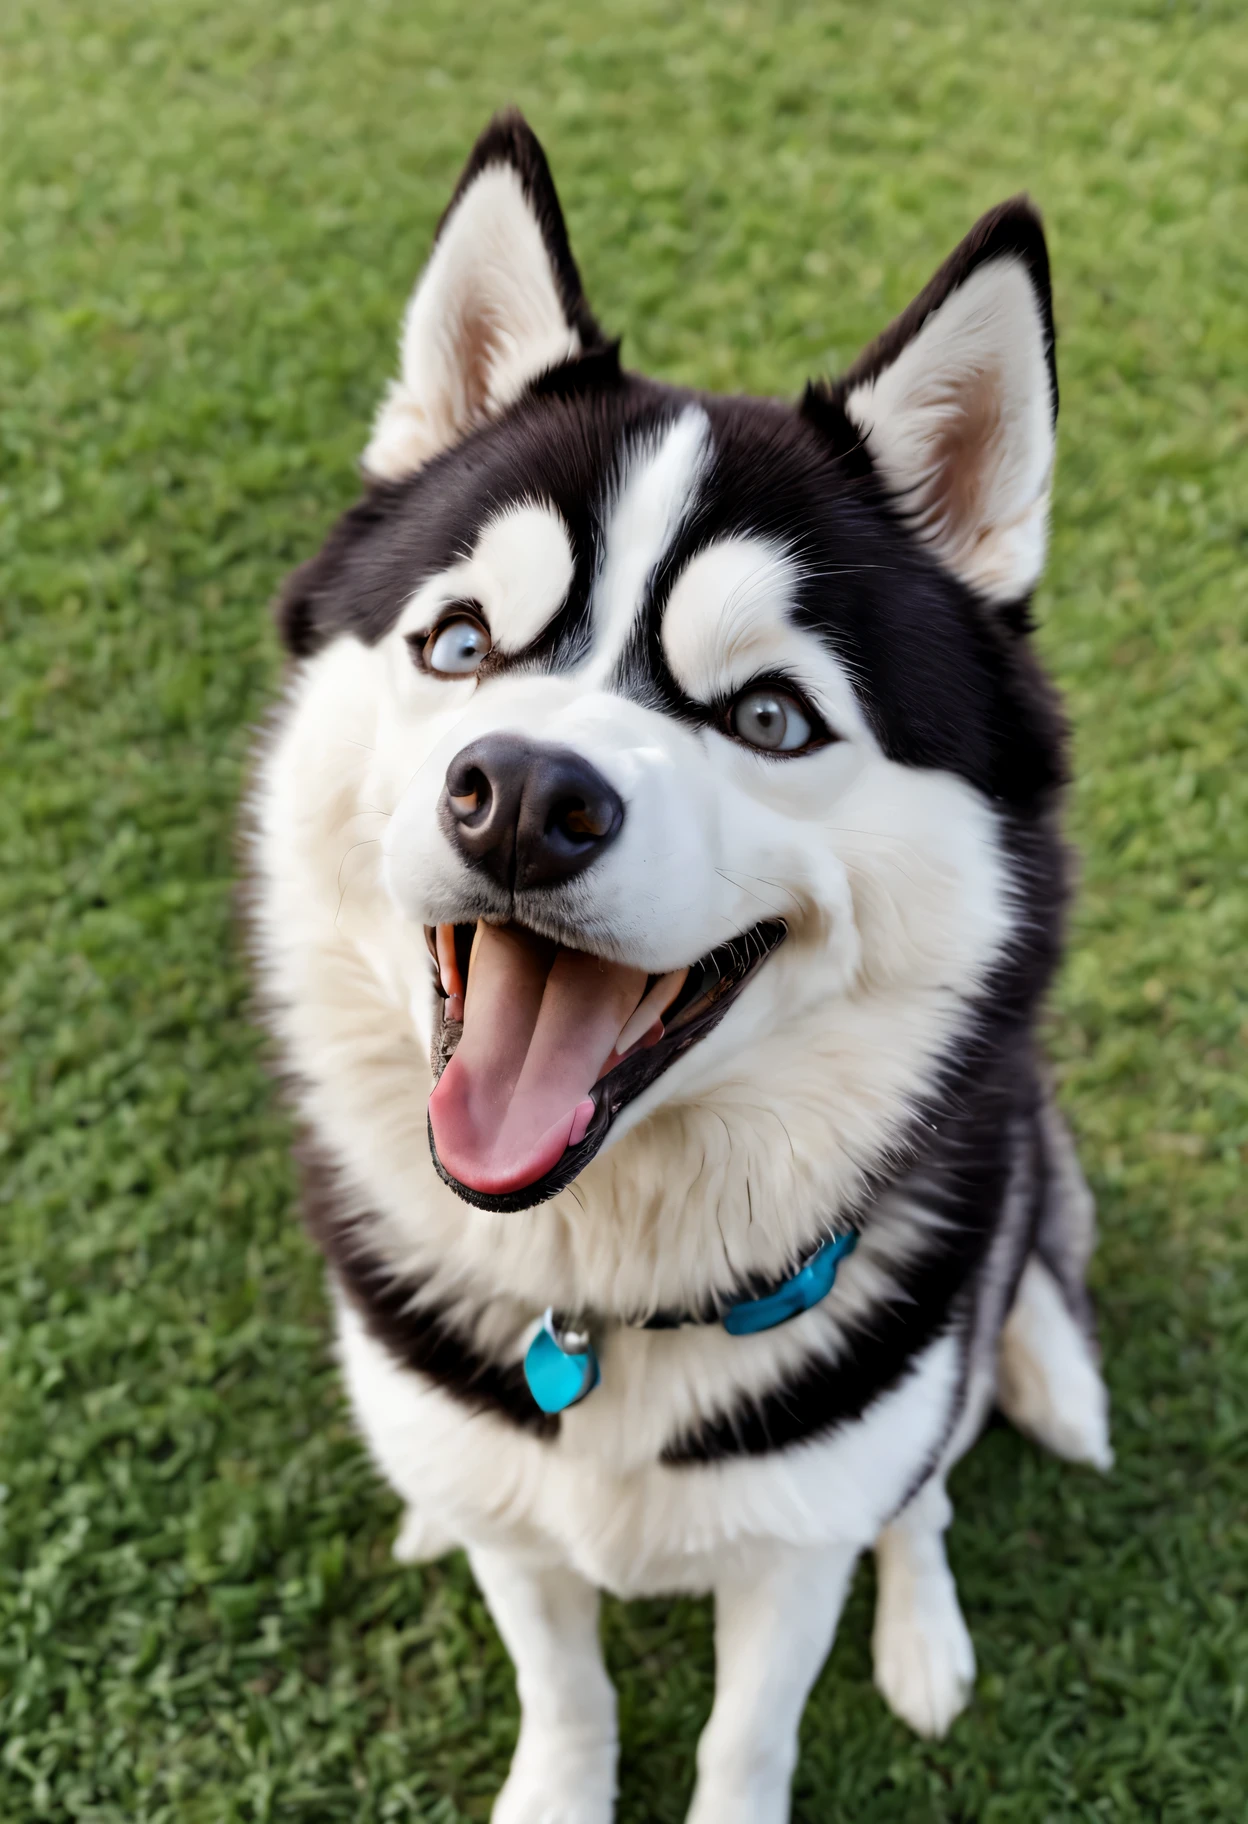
top-left (420, 613), bottom-right (492, 678)
top-left (729, 687), bottom-right (815, 753)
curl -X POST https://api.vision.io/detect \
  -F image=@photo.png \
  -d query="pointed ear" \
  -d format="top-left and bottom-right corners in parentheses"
top-left (829, 199), bottom-right (1057, 607)
top-left (362, 111), bottom-right (604, 482)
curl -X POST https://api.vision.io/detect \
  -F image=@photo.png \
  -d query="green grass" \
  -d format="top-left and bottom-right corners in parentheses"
top-left (1, 1), bottom-right (1246, 1818)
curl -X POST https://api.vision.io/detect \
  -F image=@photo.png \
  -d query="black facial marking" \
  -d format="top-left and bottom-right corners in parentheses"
top-left (276, 352), bottom-right (1065, 811)
top-left (530, 339), bottom-right (626, 400)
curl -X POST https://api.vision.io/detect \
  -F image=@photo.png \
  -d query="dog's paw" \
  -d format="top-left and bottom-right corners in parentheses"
top-left (392, 1504), bottom-right (457, 1565)
top-left (491, 1732), bottom-right (616, 1824)
top-left (685, 1781), bottom-right (789, 1824)
top-left (872, 1571), bottom-right (976, 1740)
top-left (492, 1788), bottom-right (611, 1824)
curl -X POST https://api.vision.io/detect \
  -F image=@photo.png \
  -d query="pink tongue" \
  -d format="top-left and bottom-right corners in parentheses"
top-left (428, 923), bottom-right (648, 1196)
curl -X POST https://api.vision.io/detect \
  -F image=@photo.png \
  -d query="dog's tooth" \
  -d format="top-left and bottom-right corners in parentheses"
top-left (567, 1097), bottom-right (595, 1148)
top-left (596, 1019), bottom-right (665, 1082)
top-left (436, 923), bottom-right (464, 1005)
top-left (614, 969), bottom-right (687, 1057)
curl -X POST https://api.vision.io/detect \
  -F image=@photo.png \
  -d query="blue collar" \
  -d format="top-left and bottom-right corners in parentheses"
top-left (524, 1229), bottom-right (858, 1416)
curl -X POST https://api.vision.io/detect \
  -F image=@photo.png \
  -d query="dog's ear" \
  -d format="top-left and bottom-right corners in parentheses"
top-left (822, 199), bottom-right (1057, 608)
top-left (362, 110), bottom-right (603, 482)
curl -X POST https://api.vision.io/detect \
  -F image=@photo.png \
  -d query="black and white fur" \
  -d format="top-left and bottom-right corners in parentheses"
top-left (251, 112), bottom-right (1112, 1823)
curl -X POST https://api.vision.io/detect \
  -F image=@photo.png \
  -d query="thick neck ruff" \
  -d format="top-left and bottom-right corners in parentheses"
top-left (524, 1229), bottom-right (859, 1414)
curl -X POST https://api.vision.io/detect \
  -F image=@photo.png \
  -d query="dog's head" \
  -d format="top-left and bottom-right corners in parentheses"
top-left (277, 111), bottom-right (1066, 1215)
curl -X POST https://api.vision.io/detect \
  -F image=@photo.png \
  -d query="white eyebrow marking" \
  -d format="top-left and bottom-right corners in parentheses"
top-left (394, 501), bottom-right (574, 652)
top-left (663, 537), bottom-right (803, 698)
top-left (662, 534), bottom-right (874, 742)
top-left (579, 406), bottom-right (711, 684)
top-left (469, 503), bottom-right (576, 652)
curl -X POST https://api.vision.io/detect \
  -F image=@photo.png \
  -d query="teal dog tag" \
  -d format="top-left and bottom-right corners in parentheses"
top-left (524, 1313), bottom-right (601, 1414)
top-left (722, 1230), bottom-right (858, 1336)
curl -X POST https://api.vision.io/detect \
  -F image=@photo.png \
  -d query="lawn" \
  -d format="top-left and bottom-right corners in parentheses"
top-left (1, 1), bottom-right (1246, 1818)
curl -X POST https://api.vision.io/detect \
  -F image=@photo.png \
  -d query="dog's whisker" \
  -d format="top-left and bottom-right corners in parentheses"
top-left (714, 867), bottom-right (802, 916)
top-left (339, 806), bottom-right (392, 833)
top-left (334, 837), bottom-right (382, 928)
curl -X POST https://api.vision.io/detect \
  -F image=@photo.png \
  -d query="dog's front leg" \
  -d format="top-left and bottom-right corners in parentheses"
top-left (871, 1476), bottom-right (976, 1739)
top-left (686, 1542), bottom-right (859, 1824)
top-left (470, 1546), bottom-right (618, 1824)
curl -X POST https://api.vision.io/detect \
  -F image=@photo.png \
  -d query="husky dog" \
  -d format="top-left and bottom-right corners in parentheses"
top-left (252, 111), bottom-right (1112, 1823)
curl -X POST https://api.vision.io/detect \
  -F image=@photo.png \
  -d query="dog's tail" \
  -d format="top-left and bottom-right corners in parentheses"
top-left (996, 1085), bottom-right (1113, 1471)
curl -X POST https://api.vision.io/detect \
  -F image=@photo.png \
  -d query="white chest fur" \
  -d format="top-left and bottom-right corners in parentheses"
top-left (337, 1294), bottom-right (961, 1595)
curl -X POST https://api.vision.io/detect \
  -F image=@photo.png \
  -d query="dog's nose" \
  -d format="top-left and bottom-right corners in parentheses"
top-left (442, 733), bottom-right (625, 892)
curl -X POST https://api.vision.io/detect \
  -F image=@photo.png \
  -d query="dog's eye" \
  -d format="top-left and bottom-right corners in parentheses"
top-left (418, 611), bottom-right (492, 678)
top-left (729, 686), bottom-right (817, 753)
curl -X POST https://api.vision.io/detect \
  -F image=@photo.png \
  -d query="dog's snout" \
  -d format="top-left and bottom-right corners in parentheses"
top-left (443, 733), bottom-right (625, 892)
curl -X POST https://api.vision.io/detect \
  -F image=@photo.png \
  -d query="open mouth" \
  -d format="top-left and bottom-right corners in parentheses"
top-left (423, 917), bottom-right (787, 1211)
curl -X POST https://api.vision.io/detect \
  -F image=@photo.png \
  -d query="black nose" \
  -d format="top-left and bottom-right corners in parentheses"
top-left (442, 733), bottom-right (625, 892)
